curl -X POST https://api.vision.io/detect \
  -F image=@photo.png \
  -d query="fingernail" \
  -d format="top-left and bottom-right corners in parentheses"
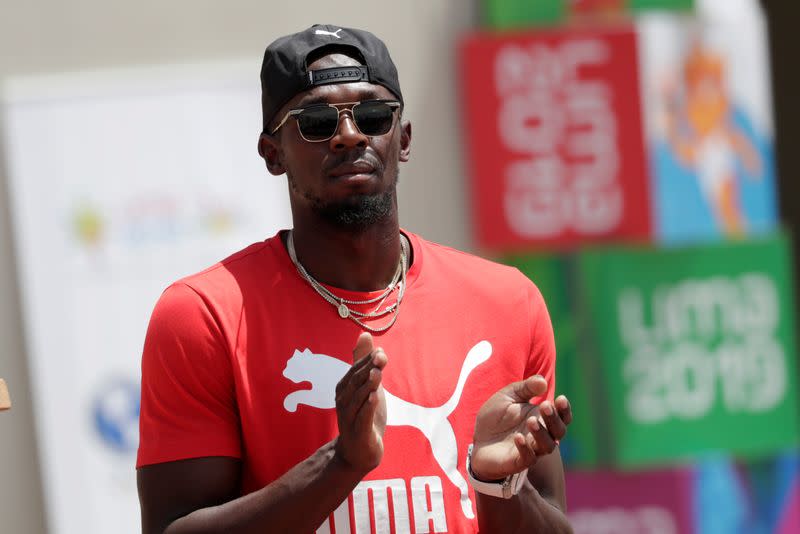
top-left (530, 418), bottom-right (540, 431)
top-left (542, 404), bottom-right (553, 416)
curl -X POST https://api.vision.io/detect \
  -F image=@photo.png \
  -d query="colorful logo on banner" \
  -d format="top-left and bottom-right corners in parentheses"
top-left (91, 377), bottom-right (140, 454)
top-left (70, 193), bottom-right (239, 252)
top-left (461, 26), bottom-right (652, 251)
top-left (578, 233), bottom-right (799, 466)
top-left (482, 0), bottom-right (694, 29)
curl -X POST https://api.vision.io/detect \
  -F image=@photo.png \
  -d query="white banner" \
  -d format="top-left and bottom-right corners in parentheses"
top-left (3, 61), bottom-right (291, 534)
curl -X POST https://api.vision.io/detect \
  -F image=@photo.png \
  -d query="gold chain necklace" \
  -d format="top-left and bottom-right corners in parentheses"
top-left (286, 231), bottom-right (409, 333)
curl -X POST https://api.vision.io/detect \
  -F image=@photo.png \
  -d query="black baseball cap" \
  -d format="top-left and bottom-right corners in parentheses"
top-left (260, 24), bottom-right (404, 129)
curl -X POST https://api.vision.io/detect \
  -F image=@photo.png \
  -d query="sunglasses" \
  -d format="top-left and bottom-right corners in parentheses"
top-left (271, 99), bottom-right (402, 142)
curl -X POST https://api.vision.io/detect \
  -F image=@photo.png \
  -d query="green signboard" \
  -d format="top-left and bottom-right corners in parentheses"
top-left (483, 0), bottom-right (694, 30)
top-left (578, 233), bottom-right (799, 467)
top-left (506, 232), bottom-right (800, 469)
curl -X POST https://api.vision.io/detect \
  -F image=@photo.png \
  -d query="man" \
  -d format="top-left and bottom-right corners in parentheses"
top-left (137, 24), bottom-right (573, 533)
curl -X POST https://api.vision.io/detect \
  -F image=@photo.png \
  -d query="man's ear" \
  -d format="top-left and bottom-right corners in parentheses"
top-left (258, 133), bottom-right (286, 176)
top-left (399, 120), bottom-right (412, 162)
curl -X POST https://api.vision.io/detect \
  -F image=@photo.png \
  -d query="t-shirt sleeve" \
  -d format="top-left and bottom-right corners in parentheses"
top-left (523, 281), bottom-right (557, 405)
top-left (136, 282), bottom-right (241, 468)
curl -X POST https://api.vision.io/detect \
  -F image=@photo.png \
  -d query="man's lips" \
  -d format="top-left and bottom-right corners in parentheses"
top-left (328, 162), bottom-right (377, 179)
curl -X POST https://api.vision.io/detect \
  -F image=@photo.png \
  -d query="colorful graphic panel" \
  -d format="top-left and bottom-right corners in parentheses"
top-left (461, 26), bottom-right (652, 251)
top-left (693, 452), bottom-right (800, 534)
top-left (577, 234), bottom-right (799, 466)
top-left (565, 452), bottom-right (800, 533)
top-left (638, 3), bottom-right (777, 244)
top-left (566, 467), bottom-right (696, 533)
top-left (483, 0), bottom-right (694, 30)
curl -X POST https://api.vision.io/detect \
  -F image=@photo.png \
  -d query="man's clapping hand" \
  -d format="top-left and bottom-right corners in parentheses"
top-left (334, 333), bottom-right (388, 474)
top-left (470, 375), bottom-right (572, 481)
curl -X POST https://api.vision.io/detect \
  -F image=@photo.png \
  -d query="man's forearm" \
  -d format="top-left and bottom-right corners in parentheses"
top-left (476, 483), bottom-right (573, 534)
top-left (165, 439), bottom-right (363, 534)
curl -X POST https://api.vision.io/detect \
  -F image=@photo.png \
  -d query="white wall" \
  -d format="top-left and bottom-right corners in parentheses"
top-left (0, 2), bottom-right (477, 532)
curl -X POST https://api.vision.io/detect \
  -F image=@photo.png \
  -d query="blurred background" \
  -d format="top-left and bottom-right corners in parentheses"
top-left (0, 1), bottom-right (797, 533)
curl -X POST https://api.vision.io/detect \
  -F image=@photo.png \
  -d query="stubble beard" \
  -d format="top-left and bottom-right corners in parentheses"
top-left (289, 169), bottom-right (398, 231)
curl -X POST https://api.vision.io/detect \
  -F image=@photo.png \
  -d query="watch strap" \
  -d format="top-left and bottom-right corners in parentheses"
top-left (466, 444), bottom-right (527, 499)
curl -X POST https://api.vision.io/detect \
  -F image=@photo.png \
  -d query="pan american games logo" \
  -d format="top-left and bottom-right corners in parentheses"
top-left (91, 377), bottom-right (140, 454)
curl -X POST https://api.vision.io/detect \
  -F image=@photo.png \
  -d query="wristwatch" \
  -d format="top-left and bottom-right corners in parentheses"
top-left (466, 444), bottom-right (528, 499)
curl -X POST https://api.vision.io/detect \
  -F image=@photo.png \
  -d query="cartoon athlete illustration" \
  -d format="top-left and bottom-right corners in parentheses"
top-left (663, 41), bottom-right (763, 236)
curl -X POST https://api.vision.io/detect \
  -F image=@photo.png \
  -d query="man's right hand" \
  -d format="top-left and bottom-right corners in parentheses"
top-left (334, 332), bottom-right (388, 474)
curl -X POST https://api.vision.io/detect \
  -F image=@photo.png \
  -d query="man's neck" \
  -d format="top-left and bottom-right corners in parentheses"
top-left (287, 218), bottom-right (403, 292)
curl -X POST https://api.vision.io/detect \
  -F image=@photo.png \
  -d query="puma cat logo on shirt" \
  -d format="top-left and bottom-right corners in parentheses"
top-left (282, 341), bottom-right (493, 520)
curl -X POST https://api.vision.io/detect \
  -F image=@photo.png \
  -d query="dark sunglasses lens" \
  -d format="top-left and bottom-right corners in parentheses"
top-left (354, 102), bottom-right (396, 136)
top-left (296, 107), bottom-right (339, 141)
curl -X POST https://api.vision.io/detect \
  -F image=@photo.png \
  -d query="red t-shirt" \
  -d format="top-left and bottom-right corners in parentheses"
top-left (137, 230), bottom-right (556, 534)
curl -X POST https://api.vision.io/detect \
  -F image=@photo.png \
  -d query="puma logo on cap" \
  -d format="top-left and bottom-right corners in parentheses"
top-left (314, 28), bottom-right (343, 39)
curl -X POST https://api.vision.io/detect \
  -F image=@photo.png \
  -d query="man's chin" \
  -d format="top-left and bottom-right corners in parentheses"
top-left (316, 191), bottom-right (394, 229)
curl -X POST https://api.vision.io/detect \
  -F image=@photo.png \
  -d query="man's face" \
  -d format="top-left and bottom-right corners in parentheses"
top-left (260, 53), bottom-right (411, 230)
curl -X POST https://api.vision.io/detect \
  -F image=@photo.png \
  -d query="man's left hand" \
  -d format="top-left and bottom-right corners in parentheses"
top-left (470, 376), bottom-right (572, 481)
